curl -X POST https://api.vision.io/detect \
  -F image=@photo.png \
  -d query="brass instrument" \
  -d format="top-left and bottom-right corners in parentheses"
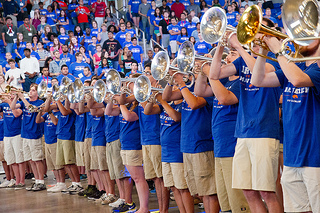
top-left (105, 69), bottom-right (137, 95)
top-left (4, 85), bottom-right (26, 94)
top-left (133, 75), bottom-right (163, 103)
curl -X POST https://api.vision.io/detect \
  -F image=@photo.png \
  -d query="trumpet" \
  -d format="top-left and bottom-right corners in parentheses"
top-left (4, 85), bottom-right (26, 94)
top-left (133, 75), bottom-right (164, 103)
top-left (105, 69), bottom-right (137, 95)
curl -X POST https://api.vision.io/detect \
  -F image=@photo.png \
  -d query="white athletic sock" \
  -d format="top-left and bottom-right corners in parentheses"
top-left (35, 180), bottom-right (39, 184)
top-left (39, 180), bottom-right (44, 184)
top-left (76, 182), bottom-right (82, 187)
top-left (72, 182), bottom-right (76, 186)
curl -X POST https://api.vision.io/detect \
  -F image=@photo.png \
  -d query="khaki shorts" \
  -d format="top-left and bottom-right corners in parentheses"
top-left (183, 151), bottom-right (216, 196)
top-left (279, 143), bottom-right (283, 153)
top-left (56, 139), bottom-right (76, 165)
top-left (170, 40), bottom-right (178, 53)
top-left (90, 146), bottom-right (108, 171)
top-left (75, 142), bottom-right (84, 166)
top-left (281, 166), bottom-right (320, 212)
top-left (142, 145), bottom-right (162, 179)
top-left (23, 138), bottom-right (44, 162)
top-left (0, 141), bottom-right (4, 161)
top-left (106, 139), bottom-right (130, 180)
top-left (232, 138), bottom-right (279, 192)
top-left (45, 143), bottom-right (63, 171)
top-left (215, 157), bottom-right (250, 212)
top-left (4, 135), bottom-right (24, 165)
top-left (121, 149), bottom-right (143, 166)
top-left (83, 138), bottom-right (92, 172)
top-left (162, 162), bottom-right (188, 189)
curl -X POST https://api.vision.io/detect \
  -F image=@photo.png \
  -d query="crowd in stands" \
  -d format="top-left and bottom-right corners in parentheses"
top-left (0, 0), bottom-right (283, 92)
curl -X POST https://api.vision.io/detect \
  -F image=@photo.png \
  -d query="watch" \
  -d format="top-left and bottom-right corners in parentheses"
top-left (275, 51), bottom-right (284, 58)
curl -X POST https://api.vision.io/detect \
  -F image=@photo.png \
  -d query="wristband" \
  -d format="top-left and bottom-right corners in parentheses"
top-left (167, 83), bottom-right (173, 86)
top-left (179, 86), bottom-right (187, 91)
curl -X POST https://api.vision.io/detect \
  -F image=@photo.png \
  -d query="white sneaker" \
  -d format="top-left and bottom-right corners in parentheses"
top-left (47, 184), bottom-right (58, 192)
top-left (7, 179), bottom-right (16, 188)
top-left (51, 183), bottom-right (67, 193)
top-left (95, 193), bottom-right (107, 203)
top-left (0, 180), bottom-right (11, 188)
top-left (109, 198), bottom-right (125, 208)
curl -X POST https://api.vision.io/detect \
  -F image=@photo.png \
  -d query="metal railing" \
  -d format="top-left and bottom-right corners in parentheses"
top-left (136, 27), bottom-right (147, 59)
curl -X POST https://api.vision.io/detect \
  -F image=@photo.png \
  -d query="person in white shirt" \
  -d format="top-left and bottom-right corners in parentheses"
top-left (5, 59), bottom-right (25, 90)
top-left (20, 48), bottom-right (40, 92)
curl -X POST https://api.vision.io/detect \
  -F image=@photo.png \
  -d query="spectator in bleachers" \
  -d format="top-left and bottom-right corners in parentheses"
top-left (91, 0), bottom-right (107, 29)
top-left (44, 57), bottom-right (53, 69)
top-left (80, 66), bottom-right (92, 82)
top-left (187, 0), bottom-right (201, 17)
top-left (80, 28), bottom-right (93, 49)
top-left (119, 47), bottom-right (129, 73)
top-left (98, 56), bottom-right (112, 79)
top-left (152, 7), bottom-right (162, 44)
top-left (24, 42), bottom-right (40, 60)
top-left (125, 61), bottom-right (139, 76)
top-left (191, 22), bottom-right (200, 42)
top-left (180, 0), bottom-right (190, 8)
top-left (3, 0), bottom-right (20, 27)
top-left (52, 1), bottom-right (62, 17)
top-left (232, 1), bottom-right (239, 12)
top-left (167, 0), bottom-right (174, 8)
top-left (170, 10), bottom-right (176, 18)
top-left (194, 32), bottom-right (211, 55)
top-left (241, 0), bottom-right (253, 7)
top-left (147, 0), bottom-right (156, 41)
top-left (46, 5), bottom-right (58, 33)
top-left (160, 0), bottom-right (171, 14)
top-left (50, 37), bottom-right (63, 58)
top-left (2, 52), bottom-right (17, 74)
top-left (185, 14), bottom-right (197, 36)
top-left (90, 21), bottom-right (100, 38)
top-left (200, 0), bottom-right (209, 15)
top-left (36, 66), bottom-right (52, 87)
top-left (39, 2), bottom-right (48, 16)
top-left (36, 42), bottom-right (50, 68)
top-left (139, 0), bottom-right (151, 41)
top-left (125, 21), bottom-right (136, 38)
top-left (69, 36), bottom-right (80, 54)
top-left (159, 10), bottom-right (171, 51)
top-left (57, 64), bottom-right (75, 83)
top-left (69, 52), bottom-right (90, 78)
top-left (102, 31), bottom-right (122, 70)
top-left (41, 25), bottom-right (52, 47)
top-left (123, 33), bottom-right (133, 48)
top-left (107, 25), bottom-right (118, 36)
top-left (239, 6), bottom-right (245, 15)
top-left (115, 23), bottom-right (128, 47)
top-left (5, 58), bottom-right (25, 90)
top-left (100, 23), bottom-right (108, 45)
top-left (93, 44), bottom-right (103, 70)
top-left (1, 17), bottom-right (18, 54)
top-left (262, 0), bottom-right (273, 9)
top-left (79, 46), bottom-right (90, 64)
top-left (128, 0), bottom-right (141, 28)
top-left (190, 10), bottom-right (200, 23)
top-left (171, 0), bottom-right (185, 19)
top-left (143, 49), bottom-right (154, 66)
top-left (20, 48), bottom-right (40, 91)
top-left (58, 27), bottom-right (69, 44)
top-left (264, 8), bottom-right (278, 26)
top-left (74, 25), bottom-right (84, 44)
top-left (189, 35), bottom-right (196, 45)
top-left (120, 50), bottom-right (138, 76)
top-left (16, 0), bottom-right (28, 23)
top-left (276, 4), bottom-right (283, 28)
top-left (226, 4), bottom-right (238, 26)
top-left (31, 9), bottom-right (41, 30)
top-left (178, 13), bottom-right (187, 27)
top-left (58, 10), bottom-right (70, 31)
top-left (232, 13), bottom-right (240, 27)
top-left (60, 44), bottom-right (75, 67)
top-left (88, 36), bottom-right (98, 61)
top-left (104, 8), bottom-right (117, 27)
top-left (75, 0), bottom-right (90, 31)
top-left (128, 37), bottom-right (143, 65)
top-left (37, 15), bottom-right (46, 35)
top-left (168, 16), bottom-right (181, 59)
top-left (176, 26), bottom-right (189, 46)
top-left (49, 50), bottom-right (65, 75)
top-left (14, 33), bottom-right (26, 60)
top-left (64, 30), bottom-right (74, 46)
top-left (68, 0), bottom-right (79, 26)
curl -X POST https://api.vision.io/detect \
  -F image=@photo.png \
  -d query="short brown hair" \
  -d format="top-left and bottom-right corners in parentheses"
top-left (30, 83), bottom-right (38, 91)
top-left (8, 58), bottom-right (15, 64)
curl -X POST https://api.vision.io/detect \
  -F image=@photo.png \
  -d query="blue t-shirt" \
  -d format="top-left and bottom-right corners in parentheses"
top-left (185, 22), bottom-right (197, 36)
top-left (181, 95), bottom-right (214, 153)
top-left (176, 35), bottom-right (189, 45)
top-left (97, 67), bottom-right (109, 79)
top-left (91, 28), bottom-right (99, 37)
top-left (69, 62), bottom-right (91, 78)
top-left (40, 9), bottom-right (48, 16)
top-left (160, 102), bottom-right (183, 163)
top-left (68, 3), bottom-right (78, 17)
top-left (138, 104), bottom-right (161, 145)
top-left (85, 111), bottom-right (93, 139)
top-left (56, 107), bottom-right (76, 140)
top-left (82, 35), bottom-right (93, 49)
top-left (20, 99), bottom-right (44, 139)
top-left (194, 41), bottom-right (212, 55)
top-left (0, 115), bottom-right (3, 141)
top-left (178, 20), bottom-right (188, 28)
top-left (13, 42), bottom-right (26, 58)
top-left (80, 75), bottom-right (92, 83)
top-left (153, 16), bottom-right (162, 30)
top-left (226, 11), bottom-right (238, 25)
top-left (42, 111), bottom-right (60, 144)
top-left (128, 0), bottom-right (140, 13)
top-left (115, 31), bottom-right (127, 47)
top-left (75, 113), bottom-right (86, 142)
top-left (91, 115), bottom-right (106, 146)
top-left (60, 53), bottom-right (75, 67)
top-left (147, 8), bottom-right (155, 21)
top-left (180, 0), bottom-right (190, 7)
top-left (88, 44), bottom-right (97, 56)
top-left (125, 28), bottom-right (136, 37)
top-left (0, 102), bottom-right (22, 137)
top-left (123, 41), bottom-right (133, 48)
top-left (232, 55), bottom-right (281, 139)
top-left (128, 45), bottom-right (143, 63)
top-left (58, 17), bottom-right (69, 30)
top-left (22, 51), bottom-right (41, 60)
top-left (105, 114), bottom-right (120, 143)
top-left (46, 12), bottom-right (57, 25)
top-left (58, 34), bottom-right (69, 45)
top-left (275, 62), bottom-right (320, 167)
top-left (167, 24), bottom-right (181, 40)
top-left (57, 74), bottom-right (76, 84)
top-left (119, 106), bottom-right (141, 150)
top-left (212, 79), bottom-right (240, 158)
top-left (36, 76), bottom-right (52, 88)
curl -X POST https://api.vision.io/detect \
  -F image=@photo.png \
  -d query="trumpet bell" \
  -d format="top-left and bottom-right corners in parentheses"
top-left (67, 83), bottom-right (76, 104)
top-left (200, 7), bottom-right (228, 44)
top-left (151, 51), bottom-right (170, 80)
top-left (133, 75), bottom-right (151, 103)
top-left (52, 83), bottom-right (61, 101)
top-left (60, 76), bottom-right (71, 96)
top-left (73, 79), bottom-right (84, 102)
top-left (282, 0), bottom-right (320, 46)
top-left (106, 69), bottom-right (121, 95)
top-left (93, 79), bottom-right (107, 103)
top-left (177, 41), bottom-right (195, 73)
top-left (37, 81), bottom-right (47, 99)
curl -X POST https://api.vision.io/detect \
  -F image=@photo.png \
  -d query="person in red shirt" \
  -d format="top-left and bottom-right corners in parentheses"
top-left (92, 0), bottom-right (107, 29)
top-left (171, 0), bottom-right (185, 19)
top-left (75, 0), bottom-right (90, 31)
